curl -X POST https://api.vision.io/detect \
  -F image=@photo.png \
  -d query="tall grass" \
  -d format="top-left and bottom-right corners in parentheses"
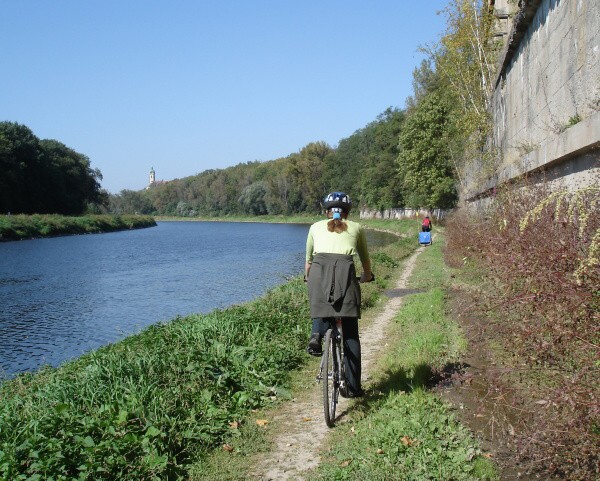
top-left (0, 214), bottom-right (156, 241)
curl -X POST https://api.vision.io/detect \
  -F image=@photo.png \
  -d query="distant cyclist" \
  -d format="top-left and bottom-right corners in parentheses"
top-left (421, 215), bottom-right (432, 232)
top-left (304, 191), bottom-right (373, 398)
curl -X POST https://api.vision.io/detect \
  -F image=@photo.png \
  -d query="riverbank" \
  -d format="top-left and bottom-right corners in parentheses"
top-left (0, 214), bottom-right (157, 241)
top-left (155, 214), bottom-right (420, 237)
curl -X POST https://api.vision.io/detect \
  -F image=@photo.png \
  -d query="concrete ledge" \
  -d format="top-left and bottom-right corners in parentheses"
top-left (465, 111), bottom-right (600, 201)
top-left (498, 110), bottom-right (600, 182)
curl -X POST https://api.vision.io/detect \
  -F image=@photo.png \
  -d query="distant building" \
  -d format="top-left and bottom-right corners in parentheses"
top-left (147, 167), bottom-right (167, 189)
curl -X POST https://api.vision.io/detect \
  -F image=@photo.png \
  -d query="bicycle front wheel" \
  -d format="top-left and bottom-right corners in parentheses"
top-left (322, 328), bottom-right (339, 427)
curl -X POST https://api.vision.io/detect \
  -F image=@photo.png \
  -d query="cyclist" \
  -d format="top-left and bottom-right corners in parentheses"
top-left (304, 191), bottom-right (373, 398)
top-left (421, 215), bottom-right (432, 232)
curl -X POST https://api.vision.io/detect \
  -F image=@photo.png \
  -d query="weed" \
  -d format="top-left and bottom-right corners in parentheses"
top-left (515, 141), bottom-right (537, 155)
top-left (0, 280), bottom-right (311, 479)
top-left (445, 180), bottom-right (600, 479)
top-left (371, 251), bottom-right (399, 268)
top-left (567, 113), bottom-right (582, 127)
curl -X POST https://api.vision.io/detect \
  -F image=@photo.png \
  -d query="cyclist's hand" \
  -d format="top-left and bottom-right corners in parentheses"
top-left (360, 272), bottom-right (375, 283)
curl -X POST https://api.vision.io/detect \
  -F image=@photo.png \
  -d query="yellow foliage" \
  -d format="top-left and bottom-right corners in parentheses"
top-left (519, 186), bottom-right (600, 284)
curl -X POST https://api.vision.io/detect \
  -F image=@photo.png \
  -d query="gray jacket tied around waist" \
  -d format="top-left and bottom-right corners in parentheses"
top-left (307, 253), bottom-right (361, 318)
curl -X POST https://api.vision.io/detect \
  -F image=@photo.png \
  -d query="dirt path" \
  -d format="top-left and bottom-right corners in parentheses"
top-left (250, 247), bottom-right (425, 480)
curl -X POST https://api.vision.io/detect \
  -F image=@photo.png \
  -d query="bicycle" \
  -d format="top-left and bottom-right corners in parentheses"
top-left (315, 275), bottom-right (374, 427)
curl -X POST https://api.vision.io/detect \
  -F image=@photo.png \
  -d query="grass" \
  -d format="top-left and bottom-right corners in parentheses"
top-left (407, 235), bottom-right (452, 290)
top-left (360, 217), bottom-right (423, 236)
top-left (0, 214), bottom-right (156, 241)
top-left (308, 230), bottom-right (497, 481)
top-left (311, 391), bottom-right (495, 481)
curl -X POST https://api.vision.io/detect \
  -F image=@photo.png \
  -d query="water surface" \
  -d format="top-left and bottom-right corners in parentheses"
top-left (0, 221), bottom-right (395, 377)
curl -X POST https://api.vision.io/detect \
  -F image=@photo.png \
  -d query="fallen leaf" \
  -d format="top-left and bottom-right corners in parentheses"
top-left (222, 444), bottom-right (234, 452)
top-left (483, 452), bottom-right (494, 458)
top-left (302, 417), bottom-right (312, 422)
top-left (340, 459), bottom-right (352, 467)
top-left (229, 421), bottom-right (239, 429)
top-left (256, 419), bottom-right (269, 427)
top-left (376, 448), bottom-right (385, 454)
top-left (401, 435), bottom-right (416, 446)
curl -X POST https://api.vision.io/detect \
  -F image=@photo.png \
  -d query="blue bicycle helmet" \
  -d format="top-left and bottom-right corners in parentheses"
top-left (323, 192), bottom-right (352, 212)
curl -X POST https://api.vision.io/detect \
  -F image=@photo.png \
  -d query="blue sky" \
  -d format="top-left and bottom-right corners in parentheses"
top-left (2, 1), bottom-right (449, 193)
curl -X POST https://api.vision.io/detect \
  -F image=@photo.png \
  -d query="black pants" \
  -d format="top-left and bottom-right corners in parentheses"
top-left (312, 317), bottom-right (361, 394)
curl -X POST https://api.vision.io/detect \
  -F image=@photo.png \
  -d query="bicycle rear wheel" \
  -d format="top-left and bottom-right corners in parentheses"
top-left (322, 328), bottom-right (339, 427)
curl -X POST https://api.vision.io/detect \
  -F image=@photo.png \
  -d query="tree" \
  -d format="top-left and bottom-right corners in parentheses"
top-left (397, 93), bottom-right (457, 209)
top-left (109, 190), bottom-right (153, 215)
top-left (295, 142), bottom-right (333, 212)
top-left (358, 108), bottom-right (406, 209)
top-left (0, 121), bottom-right (105, 215)
top-left (0, 122), bottom-right (42, 214)
top-left (40, 139), bottom-right (104, 215)
top-left (263, 157), bottom-right (293, 214)
top-left (405, 59), bottom-right (440, 111)
top-left (238, 181), bottom-right (268, 215)
top-left (426, 0), bottom-right (499, 178)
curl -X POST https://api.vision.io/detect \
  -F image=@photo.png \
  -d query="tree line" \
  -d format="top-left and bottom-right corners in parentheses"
top-left (109, 102), bottom-right (458, 217)
top-left (0, 122), bottom-right (106, 215)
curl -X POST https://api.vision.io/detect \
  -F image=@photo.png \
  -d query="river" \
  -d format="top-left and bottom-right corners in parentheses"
top-left (0, 221), bottom-right (395, 378)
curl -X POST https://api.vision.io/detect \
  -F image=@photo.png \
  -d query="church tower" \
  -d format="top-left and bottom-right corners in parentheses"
top-left (149, 167), bottom-right (156, 186)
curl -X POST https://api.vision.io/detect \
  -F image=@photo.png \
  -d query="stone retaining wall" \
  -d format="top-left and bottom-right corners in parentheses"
top-left (464, 0), bottom-right (600, 203)
top-left (359, 208), bottom-right (452, 221)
